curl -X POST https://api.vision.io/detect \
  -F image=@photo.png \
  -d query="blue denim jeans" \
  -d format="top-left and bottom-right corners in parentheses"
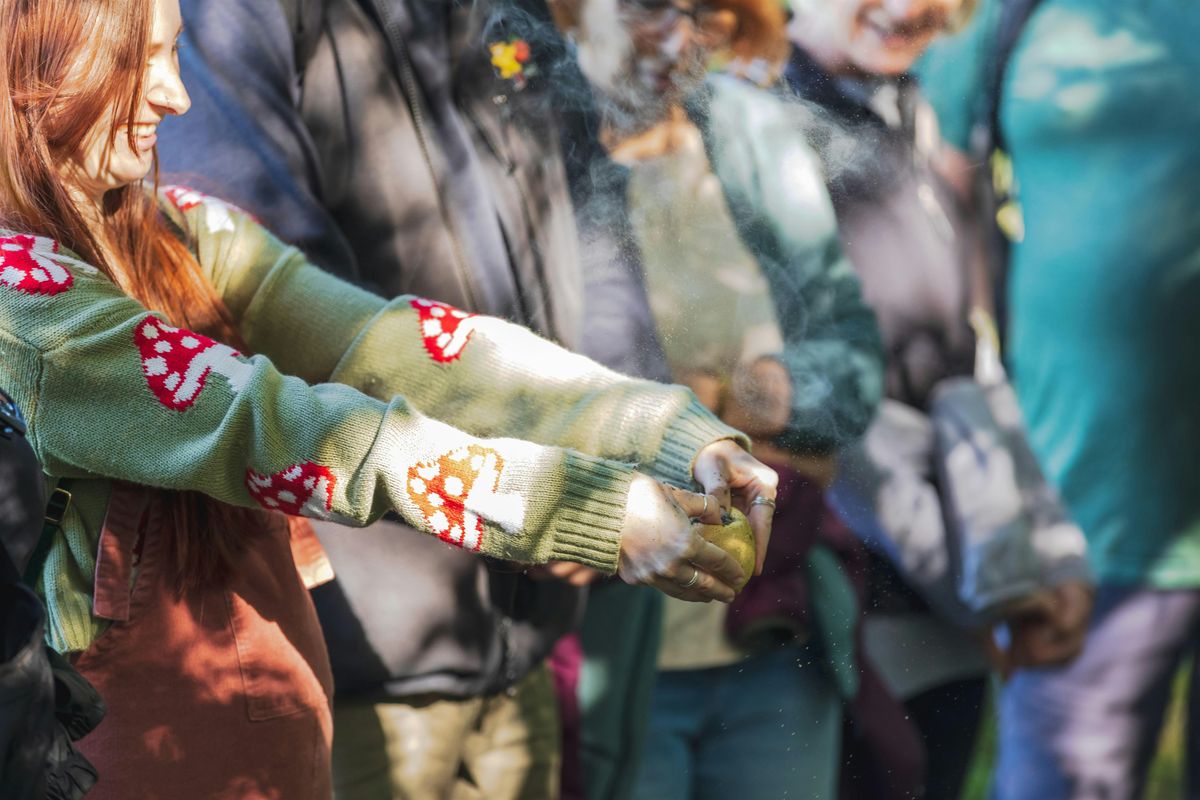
top-left (632, 645), bottom-right (842, 800)
top-left (995, 586), bottom-right (1200, 800)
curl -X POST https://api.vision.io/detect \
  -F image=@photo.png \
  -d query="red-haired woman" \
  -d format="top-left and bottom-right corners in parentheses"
top-left (0, 0), bottom-right (780, 796)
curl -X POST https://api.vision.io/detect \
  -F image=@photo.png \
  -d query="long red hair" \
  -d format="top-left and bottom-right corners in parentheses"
top-left (0, 0), bottom-right (264, 590)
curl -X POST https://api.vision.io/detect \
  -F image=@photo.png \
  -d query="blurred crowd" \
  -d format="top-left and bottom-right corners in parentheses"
top-left (2, 0), bottom-right (1199, 798)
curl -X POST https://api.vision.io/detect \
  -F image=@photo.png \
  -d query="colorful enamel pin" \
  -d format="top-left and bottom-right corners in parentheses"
top-left (489, 38), bottom-right (535, 90)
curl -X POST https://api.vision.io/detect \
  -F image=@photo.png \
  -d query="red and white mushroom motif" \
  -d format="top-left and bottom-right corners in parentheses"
top-left (161, 185), bottom-right (246, 232)
top-left (0, 234), bottom-right (73, 296)
top-left (162, 185), bottom-right (206, 212)
top-left (245, 462), bottom-right (337, 517)
top-left (407, 444), bottom-right (511, 551)
top-left (135, 315), bottom-right (255, 411)
top-left (410, 298), bottom-right (480, 363)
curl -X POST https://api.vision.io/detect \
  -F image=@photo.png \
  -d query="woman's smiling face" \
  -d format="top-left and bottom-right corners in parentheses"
top-left (68, 0), bottom-right (190, 201)
top-left (805, 0), bottom-right (965, 76)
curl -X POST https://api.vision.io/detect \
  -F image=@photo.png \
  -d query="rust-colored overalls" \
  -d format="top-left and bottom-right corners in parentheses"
top-left (73, 485), bottom-right (334, 799)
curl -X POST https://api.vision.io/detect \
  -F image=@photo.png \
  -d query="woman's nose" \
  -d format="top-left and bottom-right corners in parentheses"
top-left (146, 67), bottom-right (191, 117)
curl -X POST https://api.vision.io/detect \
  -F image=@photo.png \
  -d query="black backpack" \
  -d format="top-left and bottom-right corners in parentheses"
top-left (0, 391), bottom-right (102, 800)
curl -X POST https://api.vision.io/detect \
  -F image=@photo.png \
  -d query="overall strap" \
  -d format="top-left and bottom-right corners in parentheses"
top-left (92, 484), bottom-right (151, 622)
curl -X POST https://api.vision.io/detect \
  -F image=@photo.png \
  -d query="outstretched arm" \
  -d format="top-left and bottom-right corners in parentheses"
top-left (1, 245), bottom-right (642, 573)
top-left (180, 192), bottom-right (750, 495)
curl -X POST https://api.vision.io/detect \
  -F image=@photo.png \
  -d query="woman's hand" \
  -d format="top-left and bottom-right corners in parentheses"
top-left (691, 439), bottom-right (779, 575)
top-left (617, 473), bottom-right (745, 602)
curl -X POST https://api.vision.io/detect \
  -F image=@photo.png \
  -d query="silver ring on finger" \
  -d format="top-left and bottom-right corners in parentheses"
top-left (700, 494), bottom-right (710, 517)
top-left (750, 496), bottom-right (777, 511)
top-left (679, 565), bottom-right (700, 589)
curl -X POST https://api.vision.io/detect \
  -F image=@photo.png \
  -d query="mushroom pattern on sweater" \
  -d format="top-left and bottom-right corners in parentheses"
top-left (0, 234), bottom-right (74, 296)
top-left (0, 186), bottom-right (747, 654)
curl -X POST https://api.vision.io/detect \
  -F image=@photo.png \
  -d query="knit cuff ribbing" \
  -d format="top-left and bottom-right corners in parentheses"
top-left (544, 451), bottom-right (634, 574)
top-left (648, 399), bottom-right (751, 488)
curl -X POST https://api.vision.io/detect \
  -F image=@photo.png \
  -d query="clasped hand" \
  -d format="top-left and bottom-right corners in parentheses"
top-left (616, 439), bottom-right (778, 602)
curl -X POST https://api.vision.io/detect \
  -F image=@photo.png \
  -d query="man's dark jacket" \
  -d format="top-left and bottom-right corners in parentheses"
top-left (160, 0), bottom-right (667, 698)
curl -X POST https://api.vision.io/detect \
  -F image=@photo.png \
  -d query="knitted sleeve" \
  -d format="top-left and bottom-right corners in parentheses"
top-left (705, 78), bottom-right (885, 453)
top-left (166, 188), bottom-right (747, 493)
top-left (0, 229), bottom-right (645, 572)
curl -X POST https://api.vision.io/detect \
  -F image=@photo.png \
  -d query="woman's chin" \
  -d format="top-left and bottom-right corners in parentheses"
top-left (108, 160), bottom-right (155, 190)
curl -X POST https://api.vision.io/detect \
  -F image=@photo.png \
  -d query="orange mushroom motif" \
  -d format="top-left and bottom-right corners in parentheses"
top-left (407, 444), bottom-right (508, 552)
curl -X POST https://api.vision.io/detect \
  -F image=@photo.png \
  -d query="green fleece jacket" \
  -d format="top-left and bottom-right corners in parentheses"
top-left (0, 186), bottom-right (744, 653)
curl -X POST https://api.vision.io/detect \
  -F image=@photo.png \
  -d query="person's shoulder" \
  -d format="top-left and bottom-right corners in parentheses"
top-left (0, 227), bottom-right (109, 297)
top-left (0, 227), bottom-right (116, 352)
top-left (704, 74), bottom-right (826, 178)
top-left (705, 73), bottom-right (824, 153)
top-left (155, 184), bottom-right (259, 239)
top-left (706, 73), bottom-right (789, 120)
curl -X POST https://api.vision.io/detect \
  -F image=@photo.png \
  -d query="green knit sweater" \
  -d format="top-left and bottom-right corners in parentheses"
top-left (0, 186), bottom-right (744, 653)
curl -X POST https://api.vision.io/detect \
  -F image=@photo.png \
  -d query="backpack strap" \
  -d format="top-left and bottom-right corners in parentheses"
top-left (975, 0), bottom-right (1047, 155)
top-left (22, 479), bottom-right (73, 587)
top-left (969, 0), bottom-right (1047, 346)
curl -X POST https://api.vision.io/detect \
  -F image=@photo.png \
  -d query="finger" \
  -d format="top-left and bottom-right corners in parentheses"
top-left (657, 557), bottom-right (737, 603)
top-left (643, 575), bottom-right (700, 599)
top-left (1004, 590), bottom-right (1056, 623)
top-left (1012, 620), bottom-right (1085, 668)
top-left (669, 488), bottom-right (723, 525)
top-left (1026, 633), bottom-right (1082, 668)
top-left (555, 563), bottom-right (604, 586)
top-left (1042, 617), bottom-right (1088, 660)
top-left (684, 535), bottom-right (746, 588)
top-left (545, 561), bottom-right (580, 578)
top-left (1057, 584), bottom-right (1094, 631)
top-left (646, 573), bottom-right (711, 602)
top-left (745, 501), bottom-right (773, 576)
top-left (652, 554), bottom-right (734, 604)
top-left (695, 464), bottom-right (733, 513)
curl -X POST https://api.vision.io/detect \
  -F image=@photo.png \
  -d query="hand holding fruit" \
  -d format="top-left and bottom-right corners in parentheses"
top-left (694, 508), bottom-right (756, 591)
top-left (691, 439), bottom-right (778, 576)
top-left (617, 473), bottom-right (744, 602)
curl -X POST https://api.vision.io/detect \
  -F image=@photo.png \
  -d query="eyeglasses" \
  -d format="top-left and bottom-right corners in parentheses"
top-left (618, 0), bottom-right (728, 38)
